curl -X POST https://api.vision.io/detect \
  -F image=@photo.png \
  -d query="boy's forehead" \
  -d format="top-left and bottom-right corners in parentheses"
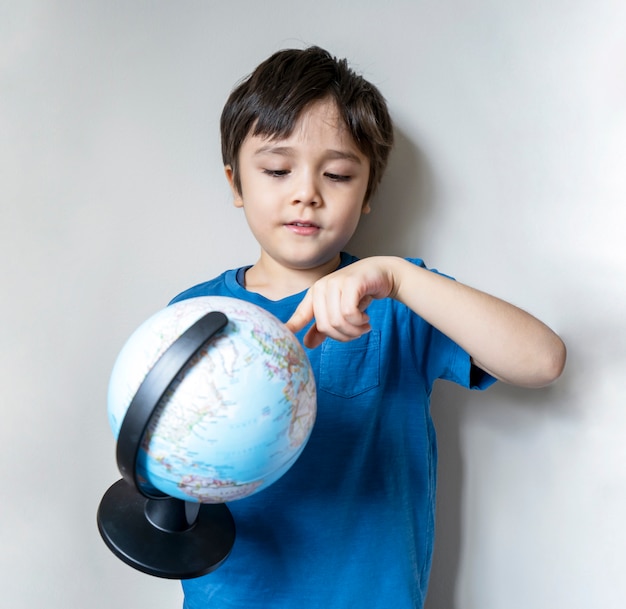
top-left (245, 98), bottom-right (359, 152)
top-left (296, 98), bottom-right (343, 124)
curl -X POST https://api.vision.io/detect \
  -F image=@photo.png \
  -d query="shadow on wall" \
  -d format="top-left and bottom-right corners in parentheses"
top-left (427, 381), bottom-right (468, 609)
top-left (427, 378), bottom-right (573, 609)
top-left (347, 126), bottom-right (434, 258)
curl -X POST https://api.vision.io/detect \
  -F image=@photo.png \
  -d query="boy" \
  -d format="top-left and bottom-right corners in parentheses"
top-left (171, 46), bottom-right (566, 609)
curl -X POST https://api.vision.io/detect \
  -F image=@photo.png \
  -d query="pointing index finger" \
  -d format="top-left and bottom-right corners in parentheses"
top-left (285, 289), bottom-right (314, 335)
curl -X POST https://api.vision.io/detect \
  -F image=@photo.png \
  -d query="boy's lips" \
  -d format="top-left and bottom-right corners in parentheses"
top-left (285, 220), bottom-right (320, 235)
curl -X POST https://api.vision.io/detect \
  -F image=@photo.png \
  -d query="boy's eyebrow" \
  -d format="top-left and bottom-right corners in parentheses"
top-left (253, 145), bottom-right (363, 164)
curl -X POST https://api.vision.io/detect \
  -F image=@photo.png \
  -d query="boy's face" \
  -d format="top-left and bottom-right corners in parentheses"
top-left (225, 98), bottom-right (371, 276)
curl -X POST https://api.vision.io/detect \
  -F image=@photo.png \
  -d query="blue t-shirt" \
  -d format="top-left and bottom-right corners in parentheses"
top-left (170, 253), bottom-right (495, 609)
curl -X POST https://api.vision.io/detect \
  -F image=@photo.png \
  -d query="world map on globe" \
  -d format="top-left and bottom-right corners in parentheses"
top-left (107, 296), bottom-right (317, 504)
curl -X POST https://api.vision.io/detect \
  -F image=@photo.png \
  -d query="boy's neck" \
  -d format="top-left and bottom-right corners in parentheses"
top-left (242, 253), bottom-right (342, 301)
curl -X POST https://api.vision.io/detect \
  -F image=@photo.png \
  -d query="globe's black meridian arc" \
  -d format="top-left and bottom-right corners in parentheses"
top-left (115, 310), bottom-right (229, 497)
top-left (97, 308), bottom-right (236, 579)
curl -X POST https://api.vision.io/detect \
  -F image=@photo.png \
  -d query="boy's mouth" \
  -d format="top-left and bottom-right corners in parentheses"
top-left (285, 221), bottom-right (320, 235)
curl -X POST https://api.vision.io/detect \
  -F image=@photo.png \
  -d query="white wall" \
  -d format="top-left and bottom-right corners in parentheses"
top-left (1, 1), bottom-right (624, 607)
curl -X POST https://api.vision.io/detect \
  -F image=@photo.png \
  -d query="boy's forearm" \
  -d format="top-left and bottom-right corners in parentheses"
top-left (388, 257), bottom-right (566, 388)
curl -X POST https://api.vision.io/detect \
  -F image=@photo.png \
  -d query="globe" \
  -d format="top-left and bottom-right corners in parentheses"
top-left (107, 295), bottom-right (317, 504)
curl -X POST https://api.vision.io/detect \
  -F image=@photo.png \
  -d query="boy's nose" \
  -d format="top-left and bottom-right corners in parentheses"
top-left (292, 173), bottom-right (321, 207)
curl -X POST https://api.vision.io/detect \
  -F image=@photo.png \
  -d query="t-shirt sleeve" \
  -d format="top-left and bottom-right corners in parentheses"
top-left (404, 257), bottom-right (497, 391)
top-left (448, 340), bottom-right (497, 390)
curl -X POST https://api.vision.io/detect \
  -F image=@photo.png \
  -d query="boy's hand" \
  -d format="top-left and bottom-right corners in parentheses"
top-left (285, 257), bottom-right (397, 348)
top-left (286, 255), bottom-right (565, 386)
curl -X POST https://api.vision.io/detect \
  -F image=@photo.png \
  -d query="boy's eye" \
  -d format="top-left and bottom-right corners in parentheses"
top-left (325, 172), bottom-right (352, 182)
top-left (263, 169), bottom-right (289, 178)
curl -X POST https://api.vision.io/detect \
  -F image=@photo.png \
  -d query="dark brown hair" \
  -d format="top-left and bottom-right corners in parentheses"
top-left (220, 46), bottom-right (394, 203)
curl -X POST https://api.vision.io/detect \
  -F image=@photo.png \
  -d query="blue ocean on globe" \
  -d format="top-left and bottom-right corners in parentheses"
top-left (107, 296), bottom-right (317, 503)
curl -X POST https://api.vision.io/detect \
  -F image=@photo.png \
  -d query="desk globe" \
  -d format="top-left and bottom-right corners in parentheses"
top-left (97, 296), bottom-right (317, 579)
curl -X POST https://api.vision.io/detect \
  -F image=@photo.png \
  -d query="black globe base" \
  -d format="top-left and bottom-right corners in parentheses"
top-left (97, 479), bottom-right (236, 579)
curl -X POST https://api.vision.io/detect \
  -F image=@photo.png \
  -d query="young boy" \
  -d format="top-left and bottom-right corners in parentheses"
top-left (170, 46), bottom-right (566, 609)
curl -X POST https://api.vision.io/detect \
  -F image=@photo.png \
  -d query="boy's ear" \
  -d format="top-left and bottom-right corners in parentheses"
top-left (361, 200), bottom-right (371, 214)
top-left (224, 165), bottom-right (244, 208)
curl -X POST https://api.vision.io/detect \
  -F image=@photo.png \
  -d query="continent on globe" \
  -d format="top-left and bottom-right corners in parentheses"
top-left (107, 296), bottom-right (317, 504)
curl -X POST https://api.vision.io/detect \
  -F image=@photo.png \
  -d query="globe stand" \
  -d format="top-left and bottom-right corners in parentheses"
top-left (97, 311), bottom-right (236, 579)
top-left (97, 481), bottom-right (235, 579)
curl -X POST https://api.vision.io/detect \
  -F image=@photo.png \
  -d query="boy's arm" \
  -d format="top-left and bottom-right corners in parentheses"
top-left (285, 256), bottom-right (566, 388)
